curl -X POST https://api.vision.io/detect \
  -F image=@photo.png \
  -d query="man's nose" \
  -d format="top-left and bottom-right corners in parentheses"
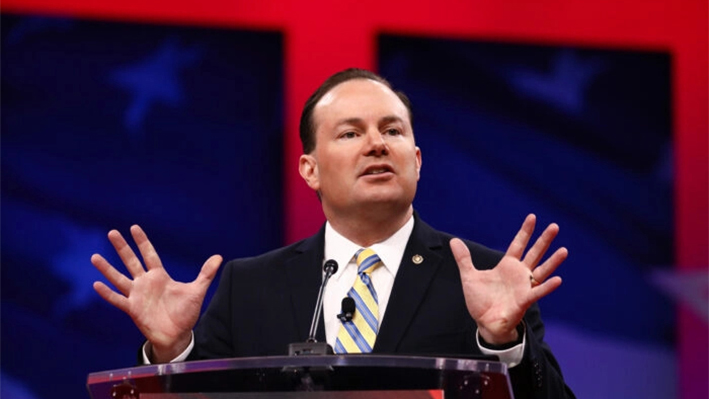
top-left (364, 129), bottom-right (388, 156)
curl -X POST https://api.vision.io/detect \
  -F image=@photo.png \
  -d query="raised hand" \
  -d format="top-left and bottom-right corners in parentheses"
top-left (450, 214), bottom-right (567, 345)
top-left (91, 225), bottom-right (222, 363)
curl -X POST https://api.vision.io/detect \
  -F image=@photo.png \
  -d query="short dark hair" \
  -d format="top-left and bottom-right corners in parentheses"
top-left (299, 68), bottom-right (413, 154)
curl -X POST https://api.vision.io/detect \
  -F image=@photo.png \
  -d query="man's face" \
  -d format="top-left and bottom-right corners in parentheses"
top-left (299, 78), bottom-right (422, 218)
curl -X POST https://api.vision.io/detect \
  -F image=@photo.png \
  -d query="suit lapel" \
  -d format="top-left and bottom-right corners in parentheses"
top-left (374, 217), bottom-right (445, 353)
top-left (283, 225), bottom-right (327, 342)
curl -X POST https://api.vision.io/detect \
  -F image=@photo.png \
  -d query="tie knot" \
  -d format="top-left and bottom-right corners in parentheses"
top-left (355, 248), bottom-right (382, 275)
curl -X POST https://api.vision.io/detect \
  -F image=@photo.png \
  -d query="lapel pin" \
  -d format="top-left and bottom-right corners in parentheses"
top-left (412, 254), bottom-right (423, 264)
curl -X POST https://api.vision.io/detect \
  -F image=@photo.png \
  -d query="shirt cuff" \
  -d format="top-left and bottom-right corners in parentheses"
top-left (142, 331), bottom-right (195, 364)
top-left (476, 327), bottom-right (526, 368)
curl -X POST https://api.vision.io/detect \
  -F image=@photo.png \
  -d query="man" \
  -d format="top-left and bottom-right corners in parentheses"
top-left (92, 68), bottom-right (575, 398)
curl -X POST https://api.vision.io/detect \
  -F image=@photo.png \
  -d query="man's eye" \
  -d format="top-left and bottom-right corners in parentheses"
top-left (385, 128), bottom-right (401, 136)
top-left (341, 132), bottom-right (356, 139)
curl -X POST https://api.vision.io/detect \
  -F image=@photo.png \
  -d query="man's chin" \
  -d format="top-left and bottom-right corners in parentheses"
top-left (354, 191), bottom-right (414, 210)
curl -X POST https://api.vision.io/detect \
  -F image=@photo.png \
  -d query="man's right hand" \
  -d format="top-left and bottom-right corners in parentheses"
top-left (91, 225), bottom-right (222, 363)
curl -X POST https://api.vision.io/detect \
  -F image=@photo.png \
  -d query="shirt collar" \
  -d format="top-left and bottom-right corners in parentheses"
top-left (324, 215), bottom-right (415, 282)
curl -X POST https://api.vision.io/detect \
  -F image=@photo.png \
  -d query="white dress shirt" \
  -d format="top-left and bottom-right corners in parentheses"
top-left (322, 216), bottom-right (414, 344)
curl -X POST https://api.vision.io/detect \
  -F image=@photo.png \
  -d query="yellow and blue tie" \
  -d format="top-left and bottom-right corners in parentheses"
top-left (335, 248), bottom-right (383, 353)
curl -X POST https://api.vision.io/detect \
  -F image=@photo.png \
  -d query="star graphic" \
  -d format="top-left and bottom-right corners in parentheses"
top-left (108, 37), bottom-right (203, 137)
top-left (0, 372), bottom-right (40, 399)
top-left (51, 222), bottom-right (109, 317)
top-left (650, 268), bottom-right (709, 323)
top-left (505, 49), bottom-right (606, 115)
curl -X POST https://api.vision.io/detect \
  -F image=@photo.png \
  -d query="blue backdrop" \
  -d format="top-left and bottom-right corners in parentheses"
top-left (1, 13), bottom-right (283, 398)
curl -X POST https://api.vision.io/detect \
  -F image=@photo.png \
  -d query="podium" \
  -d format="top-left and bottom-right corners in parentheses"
top-left (87, 355), bottom-right (514, 399)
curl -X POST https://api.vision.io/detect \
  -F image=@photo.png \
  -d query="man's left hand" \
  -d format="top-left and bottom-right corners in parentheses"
top-left (450, 214), bottom-right (568, 345)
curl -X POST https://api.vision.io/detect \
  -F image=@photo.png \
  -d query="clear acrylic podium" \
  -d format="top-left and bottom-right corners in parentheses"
top-left (87, 355), bottom-right (514, 399)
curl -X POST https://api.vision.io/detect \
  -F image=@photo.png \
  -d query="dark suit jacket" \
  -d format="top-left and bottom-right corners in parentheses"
top-left (191, 214), bottom-right (576, 399)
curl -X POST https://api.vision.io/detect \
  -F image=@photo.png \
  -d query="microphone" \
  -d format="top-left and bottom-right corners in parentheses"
top-left (337, 297), bottom-right (355, 322)
top-left (288, 259), bottom-right (338, 356)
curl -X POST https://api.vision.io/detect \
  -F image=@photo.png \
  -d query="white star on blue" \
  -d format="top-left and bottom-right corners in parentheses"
top-left (52, 222), bottom-right (109, 317)
top-left (650, 269), bottom-right (709, 323)
top-left (505, 50), bottom-right (606, 115)
top-left (108, 38), bottom-right (203, 136)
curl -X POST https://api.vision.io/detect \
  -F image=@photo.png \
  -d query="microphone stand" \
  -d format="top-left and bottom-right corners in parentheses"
top-left (288, 260), bottom-right (338, 356)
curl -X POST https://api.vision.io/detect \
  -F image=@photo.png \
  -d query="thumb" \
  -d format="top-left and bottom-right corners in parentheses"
top-left (450, 238), bottom-right (477, 275)
top-left (195, 254), bottom-right (223, 289)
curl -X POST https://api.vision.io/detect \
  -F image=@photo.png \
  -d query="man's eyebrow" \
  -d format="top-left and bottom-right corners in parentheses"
top-left (379, 115), bottom-right (404, 125)
top-left (335, 117), bottom-right (365, 127)
top-left (335, 115), bottom-right (405, 127)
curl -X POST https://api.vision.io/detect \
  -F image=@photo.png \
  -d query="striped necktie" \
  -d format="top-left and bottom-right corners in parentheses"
top-left (334, 248), bottom-right (383, 354)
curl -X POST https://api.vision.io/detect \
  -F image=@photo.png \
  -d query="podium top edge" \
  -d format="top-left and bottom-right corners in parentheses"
top-left (87, 354), bottom-right (508, 384)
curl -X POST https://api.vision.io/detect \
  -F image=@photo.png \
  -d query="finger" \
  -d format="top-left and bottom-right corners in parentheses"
top-left (108, 229), bottom-right (146, 278)
top-left (194, 255), bottom-right (223, 291)
top-left (93, 281), bottom-right (130, 313)
top-left (522, 223), bottom-right (559, 269)
top-left (91, 253), bottom-right (133, 295)
top-left (506, 214), bottom-right (536, 259)
top-left (532, 247), bottom-right (568, 282)
top-left (130, 225), bottom-right (164, 271)
top-left (450, 238), bottom-right (478, 274)
top-left (528, 276), bottom-right (563, 304)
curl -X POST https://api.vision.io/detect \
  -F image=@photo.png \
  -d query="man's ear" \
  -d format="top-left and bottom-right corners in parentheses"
top-left (299, 154), bottom-right (320, 191)
top-left (415, 146), bottom-right (422, 180)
